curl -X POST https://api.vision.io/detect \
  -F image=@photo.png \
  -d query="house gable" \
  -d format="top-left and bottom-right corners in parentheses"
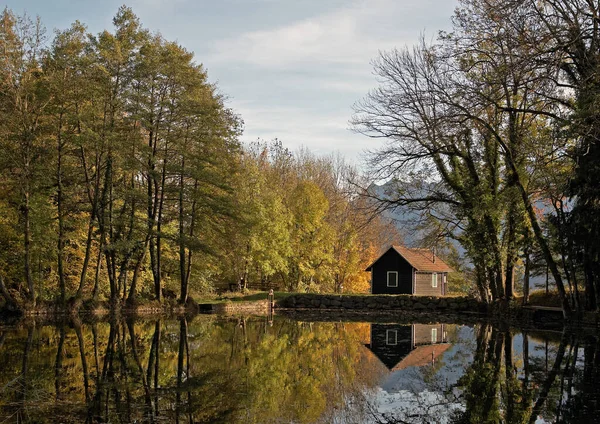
top-left (368, 247), bottom-right (414, 295)
top-left (365, 324), bottom-right (413, 369)
top-left (366, 245), bottom-right (453, 296)
top-left (365, 323), bottom-right (451, 371)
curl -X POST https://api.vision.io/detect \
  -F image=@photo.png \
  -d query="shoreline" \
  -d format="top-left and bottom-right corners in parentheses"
top-left (1, 293), bottom-right (598, 331)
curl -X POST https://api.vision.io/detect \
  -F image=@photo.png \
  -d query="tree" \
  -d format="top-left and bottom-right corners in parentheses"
top-left (0, 9), bottom-right (51, 306)
top-left (224, 144), bottom-right (292, 290)
top-left (519, 0), bottom-right (600, 312)
top-left (285, 180), bottom-right (333, 291)
top-left (352, 0), bottom-right (584, 312)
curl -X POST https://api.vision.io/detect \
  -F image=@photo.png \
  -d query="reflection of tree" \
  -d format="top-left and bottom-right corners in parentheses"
top-left (9, 317), bottom-right (374, 423)
top-left (364, 325), bottom-right (575, 424)
top-left (19, 327), bottom-right (33, 422)
top-left (126, 320), bottom-right (153, 421)
top-left (175, 318), bottom-right (189, 424)
top-left (86, 320), bottom-right (158, 423)
top-left (177, 319), bottom-right (376, 423)
top-left (146, 320), bottom-right (161, 418)
top-left (525, 333), bottom-right (569, 423)
top-left (2, 319), bottom-right (596, 423)
top-left (54, 326), bottom-right (66, 401)
top-left (451, 325), bottom-right (570, 424)
top-left (455, 325), bottom-right (503, 423)
top-left (74, 320), bottom-right (91, 403)
top-left (559, 335), bottom-right (600, 423)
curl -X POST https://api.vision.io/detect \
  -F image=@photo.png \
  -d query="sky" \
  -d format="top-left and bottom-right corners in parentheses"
top-left (4, 0), bottom-right (459, 165)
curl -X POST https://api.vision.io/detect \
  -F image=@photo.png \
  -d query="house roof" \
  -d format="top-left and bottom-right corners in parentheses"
top-left (364, 342), bottom-right (453, 371)
top-left (365, 245), bottom-right (454, 273)
top-left (392, 343), bottom-right (452, 371)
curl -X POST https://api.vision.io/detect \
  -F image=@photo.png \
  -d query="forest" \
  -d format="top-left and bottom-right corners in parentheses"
top-left (1, 0), bottom-right (600, 318)
top-left (0, 7), bottom-right (396, 311)
top-left (353, 0), bottom-right (600, 316)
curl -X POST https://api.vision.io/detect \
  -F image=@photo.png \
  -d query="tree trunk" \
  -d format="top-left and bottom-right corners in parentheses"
top-left (56, 112), bottom-right (66, 305)
top-left (127, 235), bottom-right (151, 303)
top-left (484, 215), bottom-right (504, 300)
top-left (505, 201), bottom-right (517, 300)
top-left (77, 217), bottom-right (96, 299)
top-left (151, 159), bottom-right (167, 302)
top-left (92, 246), bottom-right (103, 300)
top-left (23, 188), bottom-right (34, 305)
top-left (184, 179), bottom-right (199, 300)
top-left (100, 156), bottom-right (117, 302)
top-left (178, 158), bottom-right (188, 305)
top-left (524, 246), bottom-right (530, 305)
top-left (0, 275), bottom-right (19, 309)
top-left (514, 172), bottom-right (571, 316)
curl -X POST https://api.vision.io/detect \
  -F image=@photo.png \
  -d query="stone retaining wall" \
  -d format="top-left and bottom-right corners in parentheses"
top-left (200, 300), bottom-right (269, 314)
top-left (276, 294), bottom-right (486, 313)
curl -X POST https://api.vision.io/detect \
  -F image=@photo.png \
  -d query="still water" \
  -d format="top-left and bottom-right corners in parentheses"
top-left (0, 316), bottom-right (598, 423)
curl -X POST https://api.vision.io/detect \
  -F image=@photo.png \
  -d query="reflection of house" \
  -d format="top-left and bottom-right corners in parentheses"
top-left (365, 323), bottom-right (451, 371)
top-left (365, 245), bottom-right (453, 295)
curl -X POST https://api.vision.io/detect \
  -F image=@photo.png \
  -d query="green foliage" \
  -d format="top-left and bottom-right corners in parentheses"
top-left (351, 0), bottom-right (600, 308)
top-left (0, 7), bottom-right (243, 306)
top-left (0, 7), bottom-right (409, 305)
top-left (217, 141), bottom-right (398, 295)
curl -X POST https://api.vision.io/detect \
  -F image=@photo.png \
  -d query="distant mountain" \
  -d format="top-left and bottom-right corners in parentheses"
top-left (368, 179), bottom-right (551, 291)
top-left (368, 179), bottom-right (464, 253)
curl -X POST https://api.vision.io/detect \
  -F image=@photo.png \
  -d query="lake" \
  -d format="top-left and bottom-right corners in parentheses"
top-left (0, 315), bottom-right (598, 423)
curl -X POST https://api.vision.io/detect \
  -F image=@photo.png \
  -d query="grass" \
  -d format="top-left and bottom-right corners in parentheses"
top-left (230, 291), bottom-right (293, 302)
top-left (195, 290), bottom-right (294, 304)
top-left (515, 289), bottom-right (562, 307)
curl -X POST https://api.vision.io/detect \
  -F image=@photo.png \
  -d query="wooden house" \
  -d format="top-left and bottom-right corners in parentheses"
top-left (365, 323), bottom-right (451, 371)
top-left (365, 245), bottom-right (453, 295)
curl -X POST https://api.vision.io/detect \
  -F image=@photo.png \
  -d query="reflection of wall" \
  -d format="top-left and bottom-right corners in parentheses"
top-left (366, 323), bottom-right (450, 371)
top-left (413, 323), bottom-right (446, 346)
top-left (368, 324), bottom-right (413, 369)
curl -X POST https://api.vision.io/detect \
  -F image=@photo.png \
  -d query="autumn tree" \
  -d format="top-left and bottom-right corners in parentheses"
top-left (0, 9), bottom-right (51, 306)
top-left (352, 0), bottom-right (589, 312)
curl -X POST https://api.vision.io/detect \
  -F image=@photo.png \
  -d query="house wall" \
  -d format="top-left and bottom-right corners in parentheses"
top-left (414, 272), bottom-right (446, 296)
top-left (368, 324), bottom-right (413, 369)
top-left (371, 249), bottom-right (414, 294)
top-left (413, 323), bottom-right (445, 346)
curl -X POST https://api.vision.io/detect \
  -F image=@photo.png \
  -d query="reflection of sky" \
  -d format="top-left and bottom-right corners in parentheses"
top-left (382, 325), bottom-right (475, 393)
top-left (364, 325), bottom-right (562, 424)
top-left (369, 325), bottom-right (474, 423)
top-left (369, 388), bottom-right (464, 424)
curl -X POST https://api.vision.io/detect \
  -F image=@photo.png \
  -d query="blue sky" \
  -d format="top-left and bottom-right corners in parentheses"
top-left (4, 0), bottom-right (458, 164)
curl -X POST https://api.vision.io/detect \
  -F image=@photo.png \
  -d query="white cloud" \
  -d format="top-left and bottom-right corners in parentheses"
top-left (208, 0), bottom-right (431, 69)
top-left (231, 102), bottom-right (370, 164)
top-left (131, 0), bottom-right (189, 8)
top-left (204, 0), bottom-right (458, 163)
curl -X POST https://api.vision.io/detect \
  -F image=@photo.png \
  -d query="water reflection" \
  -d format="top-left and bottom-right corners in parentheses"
top-left (0, 318), bottom-right (598, 423)
top-left (365, 324), bottom-right (450, 371)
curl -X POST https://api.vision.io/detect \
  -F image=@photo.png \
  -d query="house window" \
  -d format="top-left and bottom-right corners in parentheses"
top-left (432, 273), bottom-right (438, 288)
top-left (387, 271), bottom-right (398, 287)
top-left (386, 329), bottom-right (398, 345)
top-left (431, 328), bottom-right (438, 343)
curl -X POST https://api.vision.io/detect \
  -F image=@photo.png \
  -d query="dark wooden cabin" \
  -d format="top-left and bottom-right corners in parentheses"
top-left (365, 245), bottom-right (453, 295)
top-left (365, 323), bottom-right (451, 371)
